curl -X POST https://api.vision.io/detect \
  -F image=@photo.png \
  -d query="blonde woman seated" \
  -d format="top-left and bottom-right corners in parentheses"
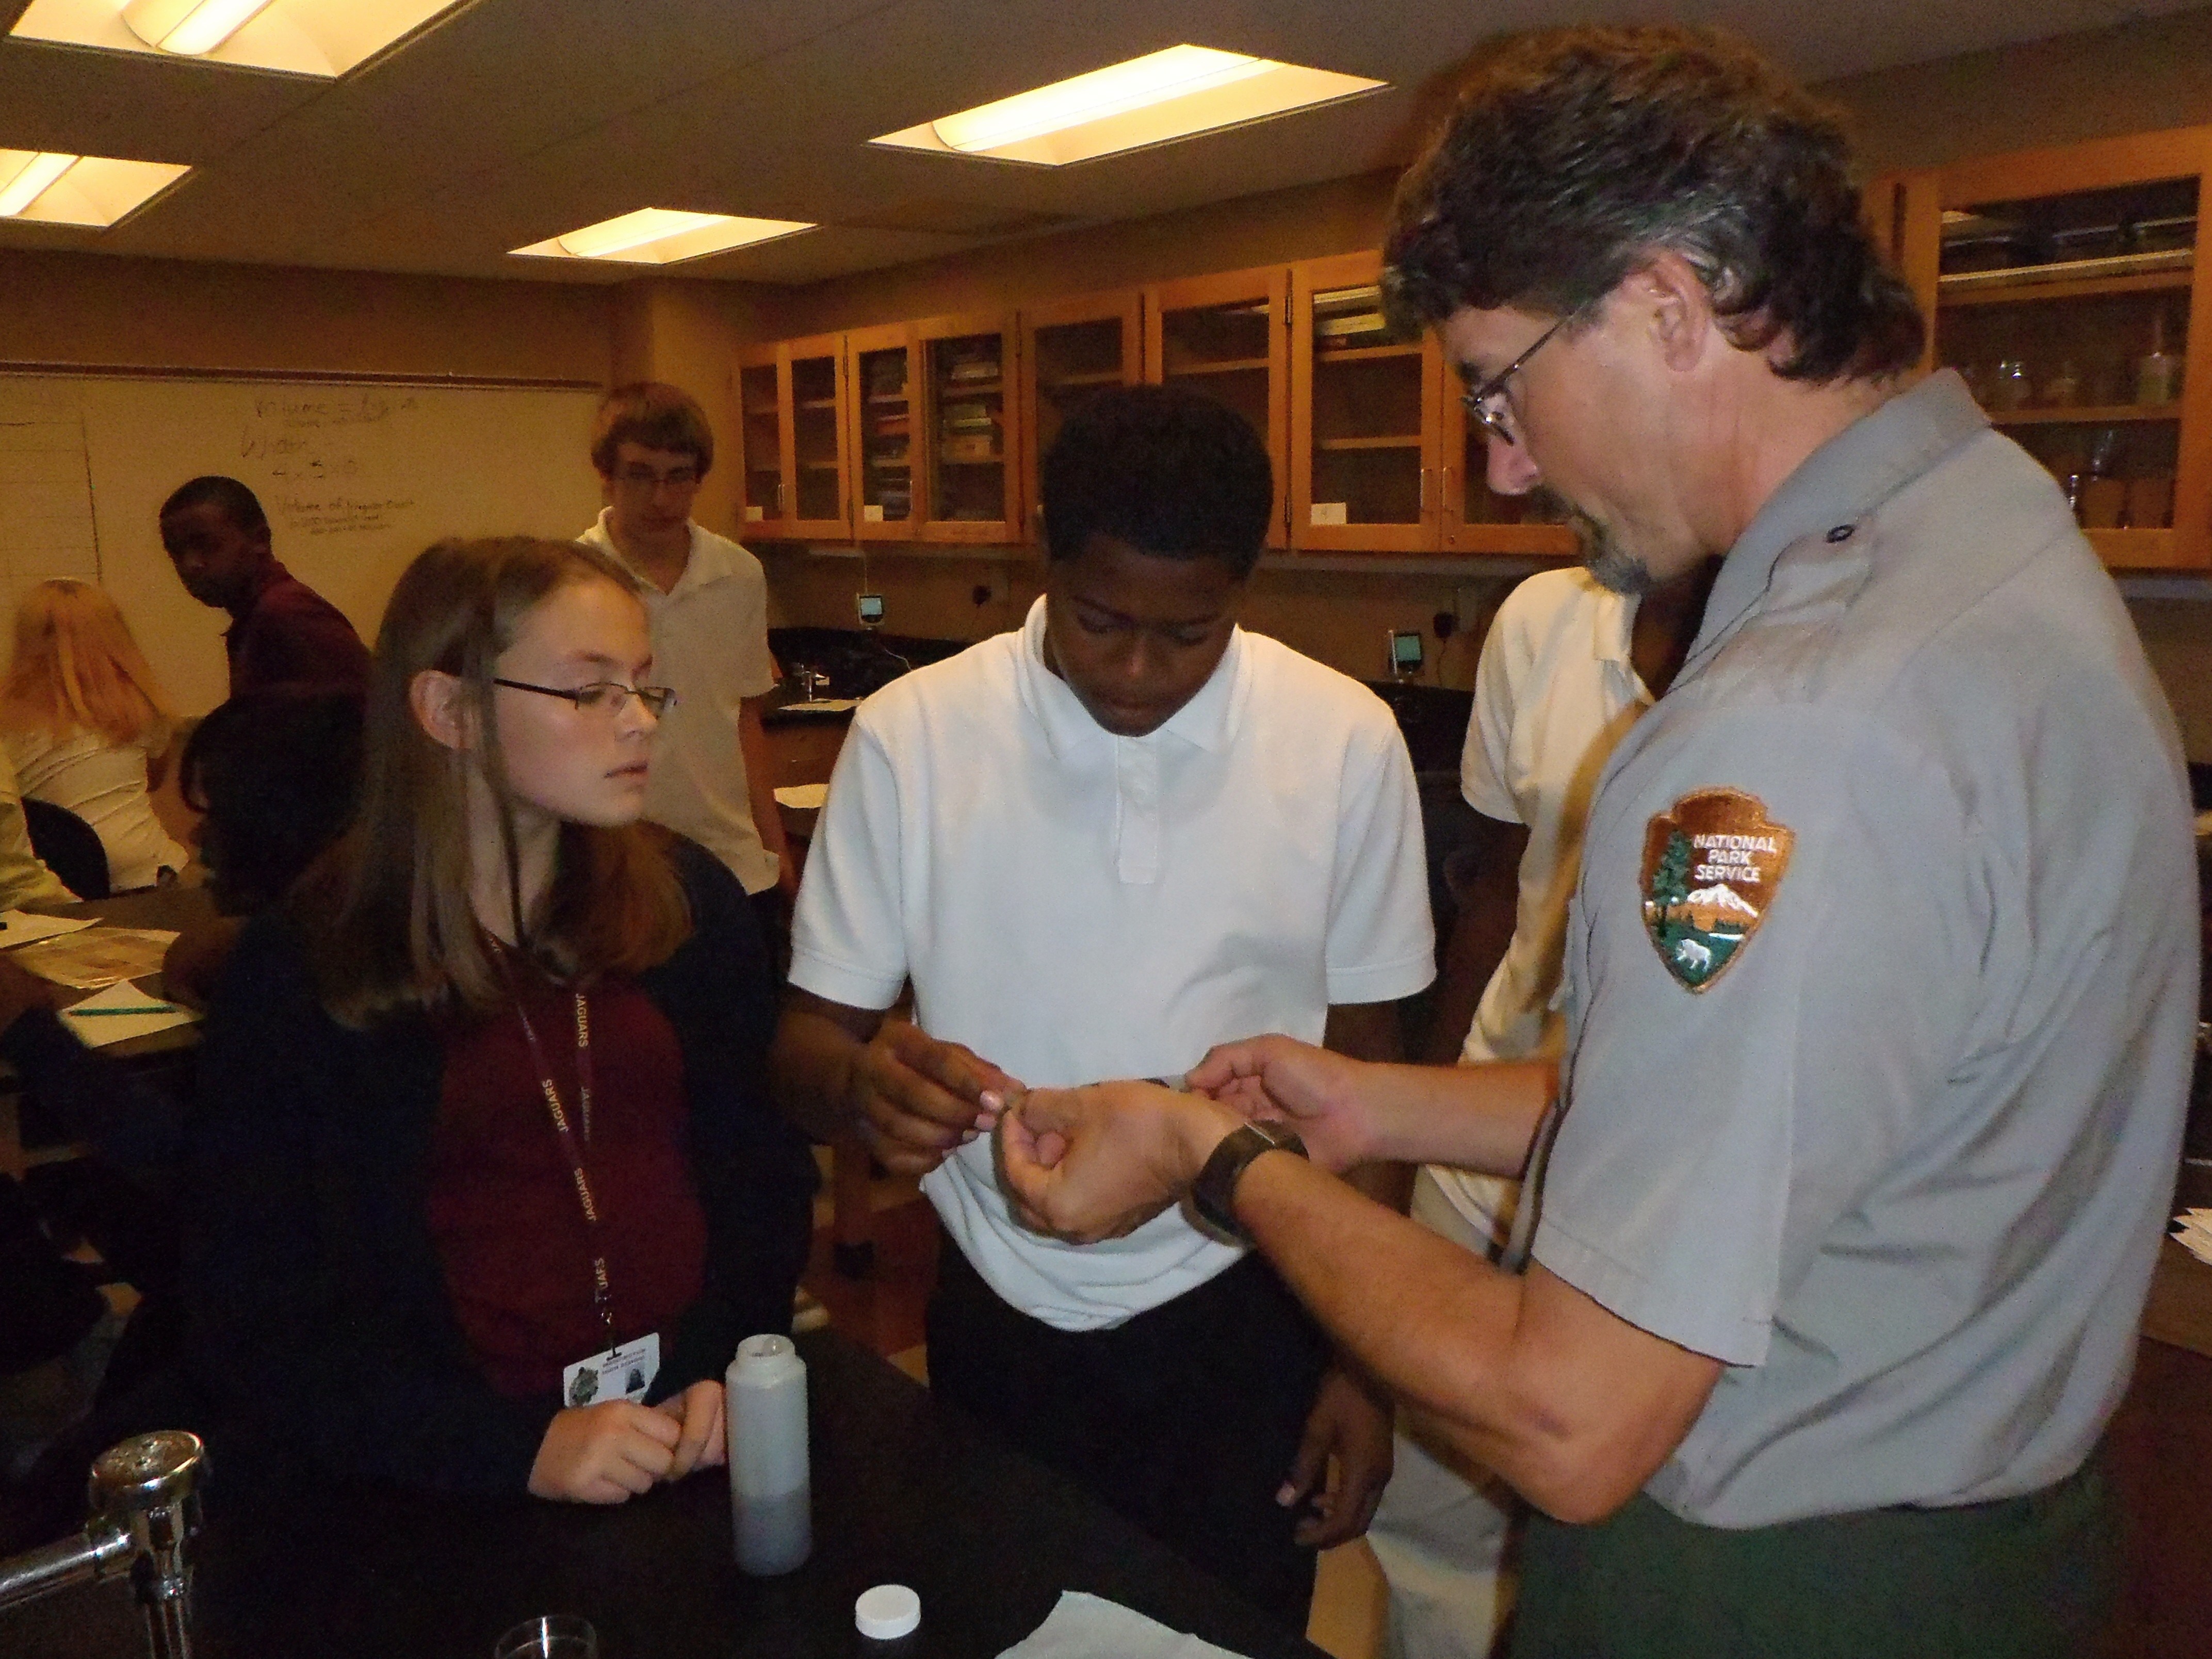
top-left (0, 580), bottom-right (189, 890)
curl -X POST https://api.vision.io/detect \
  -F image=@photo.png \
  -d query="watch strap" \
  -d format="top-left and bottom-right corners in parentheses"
top-left (1190, 1121), bottom-right (1307, 1246)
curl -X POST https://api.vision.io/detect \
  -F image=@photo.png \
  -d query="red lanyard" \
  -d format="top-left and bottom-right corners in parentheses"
top-left (510, 988), bottom-right (617, 1352)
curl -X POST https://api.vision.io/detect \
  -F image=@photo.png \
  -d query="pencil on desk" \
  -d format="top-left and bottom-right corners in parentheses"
top-left (67, 1004), bottom-right (178, 1017)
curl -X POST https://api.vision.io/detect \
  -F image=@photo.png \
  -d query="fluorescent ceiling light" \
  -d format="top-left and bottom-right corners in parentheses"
top-left (513, 210), bottom-right (816, 267)
top-left (122, 0), bottom-right (276, 55)
top-left (0, 153), bottom-right (79, 217)
top-left (873, 44), bottom-right (1384, 167)
top-left (11, 0), bottom-right (465, 78)
top-left (0, 151), bottom-right (189, 225)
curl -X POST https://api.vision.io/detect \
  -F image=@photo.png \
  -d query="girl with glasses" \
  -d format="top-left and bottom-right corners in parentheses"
top-left (185, 536), bottom-right (815, 1508)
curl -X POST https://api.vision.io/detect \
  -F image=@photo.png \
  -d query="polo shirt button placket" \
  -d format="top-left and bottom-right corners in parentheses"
top-left (1114, 739), bottom-right (1162, 886)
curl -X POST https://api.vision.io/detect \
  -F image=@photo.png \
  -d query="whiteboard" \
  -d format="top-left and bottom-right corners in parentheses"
top-left (0, 372), bottom-right (606, 713)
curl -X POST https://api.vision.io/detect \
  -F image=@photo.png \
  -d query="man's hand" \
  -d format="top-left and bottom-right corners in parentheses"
top-left (1282, 1365), bottom-right (1395, 1548)
top-left (852, 1020), bottom-right (1023, 1177)
top-left (1186, 1036), bottom-right (1382, 1173)
top-left (997, 1081), bottom-right (1241, 1242)
top-left (655, 1380), bottom-right (727, 1479)
top-left (527, 1402), bottom-right (682, 1504)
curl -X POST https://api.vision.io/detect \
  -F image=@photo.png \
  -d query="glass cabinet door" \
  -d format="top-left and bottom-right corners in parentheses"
top-left (1436, 395), bottom-right (1577, 556)
top-left (735, 347), bottom-right (785, 533)
top-left (1022, 290), bottom-right (1142, 542)
top-left (784, 334), bottom-right (848, 539)
top-left (1291, 253), bottom-right (1436, 552)
top-left (918, 315), bottom-right (1020, 543)
top-left (1146, 267), bottom-right (1290, 547)
top-left (1932, 147), bottom-right (2208, 568)
top-left (848, 324), bottom-right (917, 540)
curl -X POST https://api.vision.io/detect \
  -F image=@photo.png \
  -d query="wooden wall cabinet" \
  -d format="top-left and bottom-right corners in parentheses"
top-left (1021, 288), bottom-right (1145, 547)
top-left (783, 333), bottom-right (852, 540)
top-left (1144, 266), bottom-right (1292, 548)
top-left (732, 334), bottom-right (851, 540)
top-left (1286, 250), bottom-right (1576, 558)
top-left (915, 310), bottom-right (1023, 544)
top-left (1290, 251), bottom-right (1437, 552)
top-left (1879, 124), bottom-right (2212, 571)
top-left (734, 341), bottom-right (787, 533)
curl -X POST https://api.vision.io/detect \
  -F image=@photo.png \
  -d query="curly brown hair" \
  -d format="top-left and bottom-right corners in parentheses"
top-left (1384, 25), bottom-right (1923, 384)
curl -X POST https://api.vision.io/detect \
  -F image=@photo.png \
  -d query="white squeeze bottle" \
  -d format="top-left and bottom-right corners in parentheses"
top-left (726, 1334), bottom-right (811, 1574)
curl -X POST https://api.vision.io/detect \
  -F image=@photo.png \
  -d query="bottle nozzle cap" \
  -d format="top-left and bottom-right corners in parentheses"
top-left (856, 1584), bottom-right (921, 1640)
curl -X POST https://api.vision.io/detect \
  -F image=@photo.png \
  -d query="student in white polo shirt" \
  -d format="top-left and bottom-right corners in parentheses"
top-left (773, 384), bottom-right (1436, 1624)
top-left (1371, 557), bottom-right (1713, 1659)
top-left (578, 383), bottom-right (793, 946)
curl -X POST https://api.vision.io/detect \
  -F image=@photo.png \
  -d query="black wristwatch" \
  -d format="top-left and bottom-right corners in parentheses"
top-left (1189, 1121), bottom-right (1308, 1246)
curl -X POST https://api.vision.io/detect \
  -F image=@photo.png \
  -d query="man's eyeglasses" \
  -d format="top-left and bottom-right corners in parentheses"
top-left (1460, 315), bottom-right (1572, 446)
top-left (492, 678), bottom-right (677, 717)
top-left (613, 464), bottom-right (700, 490)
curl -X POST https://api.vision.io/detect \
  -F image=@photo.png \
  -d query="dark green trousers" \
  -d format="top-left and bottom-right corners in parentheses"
top-left (1510, 1450), bottom-right (2118, 1658)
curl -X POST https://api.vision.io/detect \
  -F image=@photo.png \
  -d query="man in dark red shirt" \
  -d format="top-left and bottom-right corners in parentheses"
top-left (158, 476), bottom-right (371, 697)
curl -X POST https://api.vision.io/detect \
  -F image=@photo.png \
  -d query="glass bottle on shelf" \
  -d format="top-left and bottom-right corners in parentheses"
top-left (2136, 311), bottom-right (2182, 406)
top-left (1992, 358), bottom-right (2034, 411)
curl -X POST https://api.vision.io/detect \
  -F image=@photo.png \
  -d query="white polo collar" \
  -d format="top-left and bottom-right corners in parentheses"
top-left (1013, 595), bottom-right (1248, 761)
top-left (587, 510), bottom-right (735, 600)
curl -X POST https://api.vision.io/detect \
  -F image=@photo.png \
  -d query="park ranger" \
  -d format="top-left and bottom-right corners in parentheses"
top-left (997, 24), bottom-right (2198, 1657)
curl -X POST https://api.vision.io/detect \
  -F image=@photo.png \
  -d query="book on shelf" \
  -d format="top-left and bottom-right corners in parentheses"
top-left (939, 434), bottom-right (1000, 463)
top-left (1317, 313), bottom-right (1390, 339)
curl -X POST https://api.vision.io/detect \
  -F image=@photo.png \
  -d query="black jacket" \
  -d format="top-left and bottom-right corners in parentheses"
top-left (183, 839), bottom-right (816, 1498)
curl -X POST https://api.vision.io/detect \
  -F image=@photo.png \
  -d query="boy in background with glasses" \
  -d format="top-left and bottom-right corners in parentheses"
top-left (579, 383), bottom-right (795, 949)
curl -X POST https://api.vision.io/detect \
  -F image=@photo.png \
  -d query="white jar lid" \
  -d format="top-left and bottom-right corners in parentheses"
top-left (855, 1583), bottom-right (921, 1640)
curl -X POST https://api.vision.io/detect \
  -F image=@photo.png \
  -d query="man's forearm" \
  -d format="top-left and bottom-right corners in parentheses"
top-left (1229, 1151), bottom-right (1706, 1523)
top-left (1351, 1058), bottom-right (1556, 1176)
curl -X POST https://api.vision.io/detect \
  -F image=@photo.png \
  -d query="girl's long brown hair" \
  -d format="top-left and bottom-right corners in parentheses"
top-left (0, 579), bottom-right (174, 749)
top-left (296, 536), bottom-right (690, 1029)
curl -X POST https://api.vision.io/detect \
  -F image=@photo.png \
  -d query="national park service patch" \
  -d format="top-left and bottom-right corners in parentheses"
top-left (1639, 789), bottom-right (1794, 991)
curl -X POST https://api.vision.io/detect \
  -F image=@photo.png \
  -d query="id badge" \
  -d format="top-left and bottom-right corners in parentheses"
top-left (562, 1331), bottom-right (659, 1408)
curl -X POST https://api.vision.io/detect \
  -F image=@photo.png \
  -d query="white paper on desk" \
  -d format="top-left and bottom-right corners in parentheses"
top-left (58, 979), bottom-right (200, 1048)
top-left (997, 1591), bottom-right (1256, 1659)
top-left (773, 783), bottom-right (829, 810)
top-left (0, 910), bottom-right (99, 949)
top-left (2175, 1209), bottom-right (2212, 1267)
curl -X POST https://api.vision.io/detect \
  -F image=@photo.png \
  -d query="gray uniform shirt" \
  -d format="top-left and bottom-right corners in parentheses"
top-left (1536, 371), bottom-right (2198, 1528)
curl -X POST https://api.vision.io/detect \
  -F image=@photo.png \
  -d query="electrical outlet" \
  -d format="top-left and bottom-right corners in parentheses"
top-left (856, 592), bottom-right (885, 626)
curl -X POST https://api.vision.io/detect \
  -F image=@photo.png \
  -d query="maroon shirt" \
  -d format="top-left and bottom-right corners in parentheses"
top-left (223, 562), bottom-right (372, 698)
top-left (425, 976), bottom-right (708, 1400)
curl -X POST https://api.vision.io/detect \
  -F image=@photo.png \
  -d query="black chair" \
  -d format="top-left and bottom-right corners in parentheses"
top-left (22, 799), bottom-right (109, 901)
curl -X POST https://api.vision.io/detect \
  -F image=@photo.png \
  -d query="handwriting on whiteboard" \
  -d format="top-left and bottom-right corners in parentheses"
top-left (238, 392), bottom-right (422, 539)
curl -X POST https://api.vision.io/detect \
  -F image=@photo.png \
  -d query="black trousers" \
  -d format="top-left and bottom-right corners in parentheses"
top-left (926, 1242), bottom-right (1329, 1629)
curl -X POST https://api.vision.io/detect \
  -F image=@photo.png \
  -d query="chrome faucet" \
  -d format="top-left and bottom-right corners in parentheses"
top-left (0, 1430), bottom-right (204, 1658)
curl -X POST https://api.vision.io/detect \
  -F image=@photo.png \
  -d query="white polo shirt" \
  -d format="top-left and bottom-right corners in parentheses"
top-left (790, 597), bottom-right (1436, 1330)
top-left (578, 511), bottom-right (779, 894)
top-left (1434, 569), bottom-right (1651, 1242)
